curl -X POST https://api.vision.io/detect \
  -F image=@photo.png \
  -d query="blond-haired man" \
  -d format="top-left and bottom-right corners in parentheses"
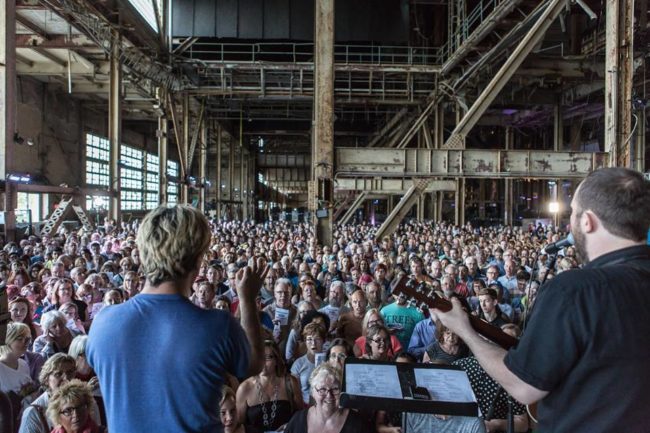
top-left (88, 205), bottom-right (266, 432)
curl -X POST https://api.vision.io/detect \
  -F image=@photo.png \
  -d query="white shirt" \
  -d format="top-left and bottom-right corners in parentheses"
top-left (0, 358), bottom-right (32, 393)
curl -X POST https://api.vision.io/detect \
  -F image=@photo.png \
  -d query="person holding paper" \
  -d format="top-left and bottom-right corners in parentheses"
top-left (434, 168), bottom-right (650, 433)
top-left (290, 323), bottom-right (327, 404)
top-left (264, 278), bottom-right (298, 355)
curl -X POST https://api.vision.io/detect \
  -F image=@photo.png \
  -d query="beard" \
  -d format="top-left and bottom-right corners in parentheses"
top-left (571, 225), bottom-right (589, 265)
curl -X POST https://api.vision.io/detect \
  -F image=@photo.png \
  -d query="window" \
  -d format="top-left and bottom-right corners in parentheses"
top-left (126, 0), bottom-right (161, 32)
top-left (145, 154), bottom-right (160, 210)
top-left (85, 133), bottom-right (110, 187)
top-left (16, 193), bottom-right (42, 223)
top-left (120, 145), bottom-right (144, 211)
top-left (167, 160), bottom-right (179, 204)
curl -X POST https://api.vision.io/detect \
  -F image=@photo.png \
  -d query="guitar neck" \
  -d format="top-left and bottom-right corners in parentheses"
top-left (392, 276), bottom-right (518, 350)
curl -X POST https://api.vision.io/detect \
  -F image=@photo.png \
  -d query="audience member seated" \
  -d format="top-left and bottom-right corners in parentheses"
top-left (291, 323), bottom-right (327, 404)
top-left (46, 380), bottom-right (105, 433)
top-left (362, 325), bottom-right (393, 361)
top-left (285, 364), bottom-right (369, 433)
top-left (326, 338), bottom-right (354, 370)
top-left (33, 312), bottom-right (75, 360)
top-left (354, 309), bottom-right (402, 358)
top-left (19, 354), bottom-right (102, 433)
top-left (422, 320), bottom-right (468, 364)
top-left (220, 385), bottom-right (263, 433)
top-left (236, 341), bottom-right (302, 431)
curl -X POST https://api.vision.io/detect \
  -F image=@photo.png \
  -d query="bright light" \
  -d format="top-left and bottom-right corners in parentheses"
top-left (92, 197), bottom-right (107, 208)
top-left (548, 202), bottom-right (560, 213)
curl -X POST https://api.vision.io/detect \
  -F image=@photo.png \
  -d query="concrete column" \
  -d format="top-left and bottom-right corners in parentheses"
top-left (199, 120), bottom-right (207, 212)
top-left (157, 89), bottom-right (168, 204)
top-left (311, 0), bottom-right (335, 246)
top-left (387, 195), bottom-right (394, 214)
top-left (108, 31), bottom-right (122, 221)
top-left (1, 0), bottom-right (16, 241)
top-left (216, 124), bottom-right (222, 218)
top-left (436, 191), bottom-right (444, 221)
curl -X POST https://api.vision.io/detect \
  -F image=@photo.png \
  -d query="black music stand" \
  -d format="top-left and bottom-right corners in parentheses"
top-left (340, 358), bottom-right (479, 419)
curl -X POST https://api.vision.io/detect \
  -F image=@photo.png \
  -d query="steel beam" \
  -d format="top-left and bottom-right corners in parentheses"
top-left (335, 178), bottom-right (456, 193)
top-left (445, 0), bottom-right (566, 150)
top-left (181, 93), bottom-right (190, 203)
top-left (216, 123), bottom-right (222, 217)
top-left (199, 120), bottom-right (207, 212)
top-left (311, 0), bottom-right (335, 246)
top-left (1, 0), bottom-right (17, 242)
top-left (30, 47), bottom-right (66, 67)
top-left (368, 107), bottom-right (409, 147)
top-left (374, 178), bottom-right (430, 241)
top-left (156, 89), bottom-right (168, 204)
top-left (338, 192), bottom-right (368, 225)
top-left (617, 0), bottom-right (634, 167)
top-left (605, 0), bottom-right (619, 163)
top-left (15, 34), bottom-right (96, 48)
top-left (108, 31), bottom-right (121, 222)
top-left (335, 148), bottom-right (608, 179)
top-left (229, 138), bottom-right (235, 219)
top-left (16, 14), bottom-right (50, 39)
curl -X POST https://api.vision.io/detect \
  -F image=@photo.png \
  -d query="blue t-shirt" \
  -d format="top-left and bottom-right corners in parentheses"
top-left (87, 293), bottom-right (250, 433)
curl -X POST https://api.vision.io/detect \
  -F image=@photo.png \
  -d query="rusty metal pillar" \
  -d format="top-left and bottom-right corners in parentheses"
top-left (108, 30), bottom-right (122, 221)
top-left (605, 0), bottom-right (634, 167)
top-left (240, 149), bottom-right (246, 220)
top-left (311, 0), bottom-right (335, 246)
top-left (634, 110), bottom-right (646, 172)
top-left (181, 93), bottom-right (190, 203)
top-left (156, 88), bottom-right (168, 204)
top-left (199, 119), bottom-right (207, 212)
top-left (1, 0), bottom-right (16, 242)
top-left (478, 180), bottom-right (486, 219)
top-left (216, 124), bottom-right (222, 218)
top-left (455, 178), bottom-right (465, 226)
top-left (553, 101), bottom-right (563, 151)
top-left (229, 138), bottom-right (235, 220)
top-left (436, 191), bottom-right (444, 221)
top-left (504, 128), bottom-right (513, 226)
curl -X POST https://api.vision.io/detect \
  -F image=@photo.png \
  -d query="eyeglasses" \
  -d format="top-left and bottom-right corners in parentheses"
top-left (315, 387), bottom-right (340, 397)
top-left (52, 369), bottom-right (76, 380)
top-left (371, 337), bottom-right (389, 345)
top-left (60, 404), bottom-right (88, 418)
top-left (329, 353), bottom-right (347, 360)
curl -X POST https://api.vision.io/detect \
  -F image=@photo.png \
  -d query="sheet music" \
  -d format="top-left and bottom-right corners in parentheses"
top-left (345, 364), bottom-right (403, 399)
top-left (413, 368), bottom-right (477, 403)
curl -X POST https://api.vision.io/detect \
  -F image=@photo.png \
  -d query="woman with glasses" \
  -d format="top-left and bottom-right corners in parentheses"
top-left (236, 341), bottom-right (302, 432)
top-left (353, 309), bottom-right (402, 358)
top-left (290, 323), bottom-right (327, 404)
top-left (325, 338), bottom-right (353, 370)
top-left (43, 279), bottom-right (88, 324)
top-left (19, 354), bottom-right (101, 433)
top-left (285, 364), bottom-right (369, 433)
top-left (46, 380), bottom-right (105, 433)
top-left (284, 301), bottom-right (316, 363)
top-left (363, 325), bottom-right (393, 362)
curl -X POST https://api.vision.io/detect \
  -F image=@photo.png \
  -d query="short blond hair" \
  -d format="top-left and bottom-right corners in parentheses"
top-left (0, 322), bottom-right (31, 356)
top-left (39, 353), bottom-right (76, 390)
top-left (137, 205), bottom-right (211, 285)
top-left (47, 380), bottom-right (93, 426)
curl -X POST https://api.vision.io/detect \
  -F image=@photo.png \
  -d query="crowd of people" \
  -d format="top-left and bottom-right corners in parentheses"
top-left (0, 200), bottom-right (579, 433)
top-left (0, 166), bottom-right (646, 433)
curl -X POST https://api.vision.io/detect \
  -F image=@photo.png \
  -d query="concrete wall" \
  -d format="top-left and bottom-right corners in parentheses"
top-left (15, 76), bottom-right (154, 189)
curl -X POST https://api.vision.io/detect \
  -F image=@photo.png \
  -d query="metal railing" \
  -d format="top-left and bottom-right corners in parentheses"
top-left (439, 0), bottom-right (509, 61)
top-left (180, 41), bottom-right (444, 66)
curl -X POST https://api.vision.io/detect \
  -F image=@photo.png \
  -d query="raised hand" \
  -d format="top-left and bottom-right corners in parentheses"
top-left (235, 256), bottom-right (270, 302)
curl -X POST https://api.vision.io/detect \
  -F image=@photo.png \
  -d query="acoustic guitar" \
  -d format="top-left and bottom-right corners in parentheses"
top-left (391, 276), bottom-right (539, 425)
top-left (391, 275), bottom-right (518, 349)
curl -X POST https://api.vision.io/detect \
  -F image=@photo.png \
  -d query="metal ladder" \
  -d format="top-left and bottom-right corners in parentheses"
top-left (40, 197), bottom-right (94, 236)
